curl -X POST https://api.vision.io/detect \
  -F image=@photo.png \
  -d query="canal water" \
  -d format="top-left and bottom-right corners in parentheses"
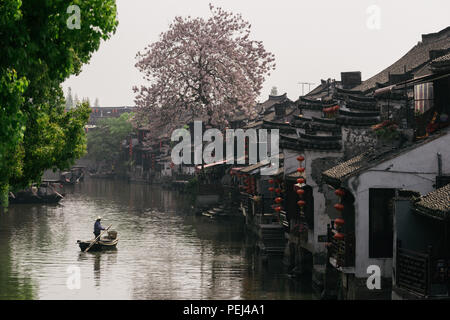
top-left (0, 179), bottom-right (313, 300)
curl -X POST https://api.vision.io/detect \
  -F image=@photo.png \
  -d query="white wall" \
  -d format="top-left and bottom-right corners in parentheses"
top-left (305, 150), bottom-right (343, 255)
top-left (283, 148), bottom-right (342, 256)
top-left (348, 131), bottom-right (450, 278)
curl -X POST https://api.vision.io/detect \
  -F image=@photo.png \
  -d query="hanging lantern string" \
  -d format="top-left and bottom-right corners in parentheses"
top-left (332, 188), bottom-right (346, 240)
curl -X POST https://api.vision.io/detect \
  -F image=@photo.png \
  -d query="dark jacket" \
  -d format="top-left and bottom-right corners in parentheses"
top-left (94, 220), bottom-right (105, 235)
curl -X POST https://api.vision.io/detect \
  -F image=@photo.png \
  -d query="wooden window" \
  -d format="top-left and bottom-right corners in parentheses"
top-left (369, 188), bottom-right (395, 258)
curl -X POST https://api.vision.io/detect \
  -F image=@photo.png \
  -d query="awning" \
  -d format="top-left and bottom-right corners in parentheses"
top-left (237, 153), bottom-right (283, 174)
top-left (195, 158), bottom-right (229, 170)
top-left (374, 85), bottom-right (395, 96)
top-left (265, 167), bottom-right (284, 177)
top-left (375, 71), bottom-right (450, 96)
top-left (239, 159), bottom-right (270, 174)
top-left (286, 171), bottom-right (303, 180)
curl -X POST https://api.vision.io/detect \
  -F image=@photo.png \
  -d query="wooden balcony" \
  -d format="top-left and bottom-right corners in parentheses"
top-left (396, 246), bottom-right (429, 295)
top-left (395, 241), bottom-right (450, 298)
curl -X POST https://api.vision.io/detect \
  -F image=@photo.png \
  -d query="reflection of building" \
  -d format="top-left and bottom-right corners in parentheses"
top-left (94, 253), bottom-right (101, 287)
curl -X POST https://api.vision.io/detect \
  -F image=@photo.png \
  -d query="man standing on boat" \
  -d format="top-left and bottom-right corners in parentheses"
top-left (94, 216), bottom-right (105, 239)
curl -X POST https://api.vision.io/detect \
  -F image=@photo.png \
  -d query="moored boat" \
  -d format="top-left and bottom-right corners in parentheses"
top-left (9, 182), bottom-right (64, 204)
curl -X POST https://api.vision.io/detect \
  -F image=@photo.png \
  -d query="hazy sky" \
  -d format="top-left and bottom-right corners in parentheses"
top-left (62, 0), bottom-right (450, 107)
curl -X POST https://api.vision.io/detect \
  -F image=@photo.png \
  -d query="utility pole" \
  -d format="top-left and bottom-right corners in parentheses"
top-left (298, 82), bottom-right (315, 96)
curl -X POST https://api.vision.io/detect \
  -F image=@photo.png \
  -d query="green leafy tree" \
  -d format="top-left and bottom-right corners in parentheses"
top-left (82, 97), bottom-right (91, 106)
top-left (87, 112), bottom-right (134, 164)
top-left (0, 0), bottom-right (119, 206)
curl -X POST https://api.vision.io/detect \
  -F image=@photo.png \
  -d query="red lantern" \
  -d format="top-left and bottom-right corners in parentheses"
top-left (268, 187), bottom-right (274, 192)
top-left (334, 218), bottom-right (345, 226)
top-left (297, 167), bottom-right (305, 173)
top-left (334, 203), bottom-right (344, 211)
top-left (275, 206), bottom-right (282, 212)
top-left (334, 189), bottom-right (345, 197)
top-left (297, 200), bottom-right (306, 207)
top-left (275, 197), bottom-right (283, 204)
top-left (275, 188), bottom-right (282, 194)
top-left (269, 179), bottom-right (274, 184)
top-left (297, 178), bottom-right (305, 184)
top-left (296, 189), bottom-right (305, 196)
top-left (297, 156), bottom-right (305, 162)
top-left (334, 233), bottom-right (345, 240)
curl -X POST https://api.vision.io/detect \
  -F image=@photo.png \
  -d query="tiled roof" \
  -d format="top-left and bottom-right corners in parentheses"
top-left (239, 159), bottom-right (270, 174)
top-left (304, 79), bottom-right (338, 100)
top-left (230, 110), bottom-right (248, 122)
top-left (305, 83), bottom-right (326, 97)
top-left (297, 97), bottom-right (338, 112)
top-left (323, 127), bottom-right (450, 185)
top-left (258, 93), bottom-right (290, 114)
top-left (415, 184), bottom-right (450, 218)
top-left (345, 99), bottom-right (379, 112)
top-left (280, 133), bottom-right (342, 151)
top-left (433, 52), bottom-right (450, 63)
top-left (286, 171), bottom-right (303, 179)
top-left (268, 167), bottom-right (284, 177)
top-left (263, 120), bottom-right (296, 134)
top-left (243, 121), bottom-right (263, 129)
top-left (322, 151), bottom-right (372, 182)
top-left (291, 116), bottom-right (341, 134)
top-left (262, 103), bottom-right (297, 122)
top-left (353, 27), bottom-right (450, 93)
top-left (431, 52), bottom-right (450, 71)
top-left (336, 115), bottom-right (380, 126)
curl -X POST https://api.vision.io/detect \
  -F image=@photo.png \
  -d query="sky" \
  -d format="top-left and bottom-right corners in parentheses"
top-left (62, 0), bottom-right (450, 107)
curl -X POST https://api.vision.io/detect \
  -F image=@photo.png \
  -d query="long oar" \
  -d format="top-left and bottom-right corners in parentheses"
top-left (84, 225), bottom-right (112, 253)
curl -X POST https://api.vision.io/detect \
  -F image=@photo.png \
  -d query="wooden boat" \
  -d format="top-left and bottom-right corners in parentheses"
top-left (77, 230), bottom-right (119, 252)
top-left (9, 182), bottom-right (64, 204)
top-left (77, 238), bottom-right (119, 252)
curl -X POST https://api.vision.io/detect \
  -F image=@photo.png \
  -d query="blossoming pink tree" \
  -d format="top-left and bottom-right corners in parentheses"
top-left (133, 4), bottom-right (276, 137)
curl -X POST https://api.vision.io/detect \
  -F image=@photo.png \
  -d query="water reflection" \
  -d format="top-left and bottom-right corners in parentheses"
top-left (0, 179), bottom-right (313, 300)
